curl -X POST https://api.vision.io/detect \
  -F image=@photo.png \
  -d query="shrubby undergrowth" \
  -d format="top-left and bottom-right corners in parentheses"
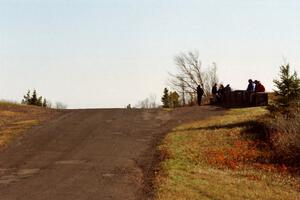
top-left (263, 108), bottom-right (300, 167)
top-left (262, 64), bottom-right (300, 167)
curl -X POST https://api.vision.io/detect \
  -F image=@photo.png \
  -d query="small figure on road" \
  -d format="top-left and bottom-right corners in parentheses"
top-left (197, 85), bottom-right (204, 106)
top-left (254, 80), bottom-right (265, 92)
top-left (247, 79), bottom-right (255, 92)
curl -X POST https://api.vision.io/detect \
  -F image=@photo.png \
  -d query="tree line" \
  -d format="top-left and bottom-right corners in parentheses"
top-left (161, 88), bottom-right (180, 108)
top-left (21, 89), bottom-right (67, 109)
top-left (22, 90), bottom-right (48, 107)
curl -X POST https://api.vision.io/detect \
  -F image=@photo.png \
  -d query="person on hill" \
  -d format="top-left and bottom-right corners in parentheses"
top-left (224, 84), bottom-right (232, 92)
top-left (212, 83), bottom-right (218, 103)
top-left (217, 84), bottom-right (225, 103)
top-left (247, 79), bottom-right (255, 92)
top-left (218, 84), bottom-right (225, 94)
top-left (254, 80), bottom-right (266, 92)
top-left (222, 84), bottom-right (232, 104)
top-left (197, 85), bottom-right (204, 106)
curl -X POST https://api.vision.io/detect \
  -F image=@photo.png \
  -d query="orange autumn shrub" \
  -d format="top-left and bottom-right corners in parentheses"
top-left (205, 139), bottom-right (289, 173)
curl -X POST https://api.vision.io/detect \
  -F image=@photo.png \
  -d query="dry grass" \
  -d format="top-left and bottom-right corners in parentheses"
top-left (155, 107), bottom-right (300, 200)
top-left (0, 101), bottom-right (60, 147)
top-left (263, 108), bottom-right (300, 167)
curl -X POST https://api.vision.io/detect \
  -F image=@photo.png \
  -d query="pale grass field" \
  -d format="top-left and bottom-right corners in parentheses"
top-left (155, 107), bottom-right (300, 200)
top-left (0, 101), bottom-right (59, 147)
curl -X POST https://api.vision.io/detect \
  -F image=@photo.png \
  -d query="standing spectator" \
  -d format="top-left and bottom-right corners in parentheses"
top-left (247, 79), bottom-right (255, 92)
top-left (224, 84), bottom-right (232, 92)
top-left (247, 80), bottom-right (255, 105)
top-left (254, 80), bottom-right (265, 92)
top-left (254, 80), bottom-right (258, 91)
top-left (196, 85), bottom-right (204, 106)
top-left (212, 83), bottom-right (218, 103)
top-left (218, 84), bottom-right (225, 102)
top-left (223, 84), bottom-right (232, 104)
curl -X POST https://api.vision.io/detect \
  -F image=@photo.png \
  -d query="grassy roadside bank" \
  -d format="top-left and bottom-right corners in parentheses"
top-left (155, 107), bottom-right (300, 200)
top-left (0, 101), bottom-right (61, 147)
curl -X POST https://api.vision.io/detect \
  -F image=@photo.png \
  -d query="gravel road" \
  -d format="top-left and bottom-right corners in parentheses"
top-left (0, 106), bottom-right (224, 200)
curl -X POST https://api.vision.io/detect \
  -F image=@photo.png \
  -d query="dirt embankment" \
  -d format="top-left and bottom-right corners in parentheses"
top-left (0, 102), bottom-right (62, 147)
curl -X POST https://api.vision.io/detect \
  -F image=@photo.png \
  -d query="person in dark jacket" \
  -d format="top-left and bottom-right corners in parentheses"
top-left (222, 84), bottom-right (232, 104)
top-left (212, 83), bottom-right (218, 94)
top-left (217, 84), bottom-right (225, 103)
top-left (212, 83), bottom-right (218, 103)
top-left (224, 84), bottom-right (232, 92)
top-left (247, 79), bottom-right (254, 92)
top-left (197, 85), bottom-right (204, 106)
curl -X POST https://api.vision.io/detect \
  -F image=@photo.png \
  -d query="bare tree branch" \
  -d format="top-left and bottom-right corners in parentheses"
top-left (169, 50), bottom-right (218, 102)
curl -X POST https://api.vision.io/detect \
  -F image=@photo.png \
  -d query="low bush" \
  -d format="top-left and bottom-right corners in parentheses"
top-left (263, 108), bottom-right (300, 167)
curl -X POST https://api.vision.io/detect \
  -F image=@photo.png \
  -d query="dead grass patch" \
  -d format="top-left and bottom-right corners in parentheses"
top-left (0, 101), bottom-right (60, 147)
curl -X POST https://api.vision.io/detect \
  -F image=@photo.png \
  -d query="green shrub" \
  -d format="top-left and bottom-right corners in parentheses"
top-left (22, 89), bottom-right (48, 108)
top-left (271, 64), bottom-right (300, 111)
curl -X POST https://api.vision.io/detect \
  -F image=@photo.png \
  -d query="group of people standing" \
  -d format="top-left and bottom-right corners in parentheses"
top-left (212, 83), bottom-right (232, 103)
top-left (196, 83), bottom-right (232, 106)
top-left (247, 79), bottom-right (265, 92)
top-left (196, 79), bottom-right (266, 106)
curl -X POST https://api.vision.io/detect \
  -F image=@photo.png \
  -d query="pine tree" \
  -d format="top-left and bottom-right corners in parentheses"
top-left (37, 96), bottom-right (43, 107)
top-left (30, 90), bottom-right (38, 106)
top-left (161, 88), bottom-right (170, 108)
top-left (42, 99), bottom-right (48, 108)
top-left (22, 89), bottom-right (48, 107)
top-left (273, 64), bottom-right (300, 105)
top-left (22, 90), bottom-right (31, 105)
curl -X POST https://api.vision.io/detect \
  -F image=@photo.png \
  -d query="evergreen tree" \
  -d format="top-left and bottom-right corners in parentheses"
top-left (22, 90), bottom-right (31, 105)
top-left (37, 96), bottom-right (43, 107)
top-left (22, 89), bottom-right (47, 107)
top-left (273, 64), bottom-right (300, 105)
top-left (161, 88), bottom-right (170, 108)
top-left (42, 99), bottom-right (48, 108)
top-left (31, 90), bottom-right (38, 105)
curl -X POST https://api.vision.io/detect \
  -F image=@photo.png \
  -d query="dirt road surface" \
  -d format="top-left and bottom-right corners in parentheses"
top-left (0, 106), bottom-right (224, 200)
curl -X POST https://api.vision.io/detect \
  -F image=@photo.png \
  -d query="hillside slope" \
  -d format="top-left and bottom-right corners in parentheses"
top-left (0, 101), bottom-right (61, 147)
top-left (155, 107), bottom-right (300, 200)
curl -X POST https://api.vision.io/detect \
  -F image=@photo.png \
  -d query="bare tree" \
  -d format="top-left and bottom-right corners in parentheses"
top-left (148, 94), bottom-right (157, 108)
top-left (55, 102), bottom-right (68, 109)
top-left (169, 50), bottom-right (218, 102)
top-left (136, 94), bottom-right (157, 109)
top-left (203, 62), bottom-right (218, 95)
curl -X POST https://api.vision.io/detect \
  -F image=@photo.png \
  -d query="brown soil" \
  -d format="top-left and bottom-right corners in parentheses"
top-left (0, 106), bottom-right (224, 200)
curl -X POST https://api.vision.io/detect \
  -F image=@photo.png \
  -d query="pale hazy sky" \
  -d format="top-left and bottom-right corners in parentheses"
top-left (0, 0), bottom-right (299, 108)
